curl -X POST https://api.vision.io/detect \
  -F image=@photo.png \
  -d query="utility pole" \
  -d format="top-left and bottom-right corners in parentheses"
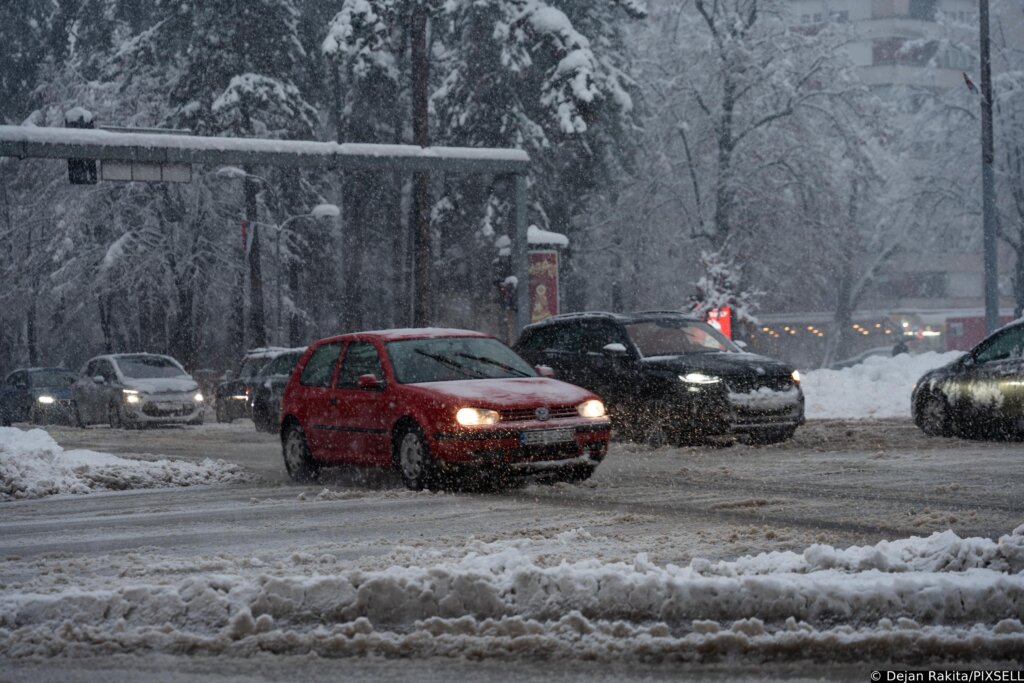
top-left (246, 173), bottom-right (267, 347)
top-left (411, 2), bottom-right (432, 326)
top-left (980, 0), bottom-right (998, 333)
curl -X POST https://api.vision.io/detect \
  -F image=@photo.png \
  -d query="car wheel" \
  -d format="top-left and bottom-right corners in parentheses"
top-left (72, 401), bottom-right (86, 428)
top-left (394, 425), bottom-right (435, 491)
top-left (253, 404), bottom-right (272, 432)
top-left (918, 393), bottom-right (953, 437)
top-left (28, 407), bottom-right (43, 425)
top-left (282, 422), bottom-right (320, 483)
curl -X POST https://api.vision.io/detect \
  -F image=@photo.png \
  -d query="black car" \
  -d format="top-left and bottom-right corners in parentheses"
top-left (514, 311), bottom-right (804, 444)
top-left (0, 367), bottom-right (78, 426)
top-left (215, 348), bottom-right (293, 423)
top-left (912, 320), bottom-right (1024, 438)
top-left (248, 348), bottom-right (304, 432)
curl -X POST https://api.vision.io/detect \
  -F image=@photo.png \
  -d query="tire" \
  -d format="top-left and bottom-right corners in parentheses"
top-left (282, 422), bottom-right (320, 483)
top-left (917, 393), bottom-right (953, 437)
top-left (747, 426), bottom-right (797, 446)
top-left (29, 407), bottom-right (43, 425)
top-left (253, 404), bottom-right (273, 433)
top-left (72, 401), bottom-right (86, 428)
top-left (393, 425), bottom-right (436, 491)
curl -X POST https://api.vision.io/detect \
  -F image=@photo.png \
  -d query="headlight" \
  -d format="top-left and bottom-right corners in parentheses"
top-left (193, 392), bottom-right (204, 403)
top-left (125, 394), bottom-right (141, 405)
top-left (791, 370), bottom-right (801, 384)
top-left (577, 399), bottom-right (606, 418)
top-left (37, 395), bottom-right (55, 405)
top-left (680, 372), bottom-right (720, 385)
top-left (455, 407), bottom-right (500, 426)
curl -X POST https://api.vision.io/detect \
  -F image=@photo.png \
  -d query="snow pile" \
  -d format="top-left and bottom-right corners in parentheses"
top-left (802, 351), bottom-right (962, 419)
top-left (2, 527), bottom-right (1022, 661)
top-left (0, 427), bottom-right (248, 501)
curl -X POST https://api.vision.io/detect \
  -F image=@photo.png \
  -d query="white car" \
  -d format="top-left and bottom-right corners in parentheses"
top-left (71, 353), bottom-right (204, 428)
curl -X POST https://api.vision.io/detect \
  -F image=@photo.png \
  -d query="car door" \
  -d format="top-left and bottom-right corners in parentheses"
top-left (264, 352), bottom-right (301, 424)
top-left (322, 341), bottom-right (391, 465)
top-left (573, 321), bottom-right (639, 413)
top-left (527, 323), bottom-right (585, 383)
top-left (292, 342), bottom-right (345, 458)
top-left (74, 360), bottom-right (102, 423)
top-left (958, 326), bottom-right (1024, 421)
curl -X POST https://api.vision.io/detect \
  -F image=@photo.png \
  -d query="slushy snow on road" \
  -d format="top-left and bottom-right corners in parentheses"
top-left (0, 427), bottom-right (248, 501)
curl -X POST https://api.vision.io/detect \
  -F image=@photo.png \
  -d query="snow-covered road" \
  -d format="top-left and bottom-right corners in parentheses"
top-left (2, 421), bottom-right (1022, 681)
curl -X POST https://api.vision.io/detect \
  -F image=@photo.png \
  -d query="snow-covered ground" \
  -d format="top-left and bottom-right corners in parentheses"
top-left (0, 427), bottom-right (248, 501)
top-left (2, 526), bottom-right (1022, 662)
top-left (802, 351), bottom-right (962, 420)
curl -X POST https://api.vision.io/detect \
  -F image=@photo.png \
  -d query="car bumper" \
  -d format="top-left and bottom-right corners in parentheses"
top-left (430, 419), bottom-right (611, 469)
top-left (31, 400), bottom-right (75, 423)
top-left (123, 395), bottom-right (204, 424)
top-left (656, 387), bottom-right (805, 436)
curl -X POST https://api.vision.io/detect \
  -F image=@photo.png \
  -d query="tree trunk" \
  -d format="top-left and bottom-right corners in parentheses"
top-left (245, 175), bottom-right (266, 348)
top-left (411, 3), bottom-right (432, 326)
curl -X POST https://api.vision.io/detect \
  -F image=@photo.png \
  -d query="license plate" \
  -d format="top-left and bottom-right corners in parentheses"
top-left (520, 428), bottom-right (575, 446)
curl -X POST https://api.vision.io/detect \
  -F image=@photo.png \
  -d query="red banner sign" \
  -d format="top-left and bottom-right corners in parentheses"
top-left (528, 251), bottom-right (559, 323)
top-left (706, 306), bottom-right (732, 339)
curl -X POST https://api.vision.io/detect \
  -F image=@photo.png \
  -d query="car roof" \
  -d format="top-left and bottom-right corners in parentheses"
top-left (91, 353), bottom-right (181, 363)
top-left (18, 367), bottom-right (74, 373)
top-left (243, 346), bottom-right (307, 361)
top-left (313, 327), bottom-right (493, 345)
top-left (522, 310), bottom-right (701, 330)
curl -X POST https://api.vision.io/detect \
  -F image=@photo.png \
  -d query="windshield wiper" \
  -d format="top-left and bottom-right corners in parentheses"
top-left (455, 352), bottom-right (531, 377)
top-left (414, 349), bottom-right (485, 379)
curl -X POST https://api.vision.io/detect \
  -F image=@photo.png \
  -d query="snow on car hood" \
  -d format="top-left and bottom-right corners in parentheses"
top-left (641, 351), bottom-right (792, 377)
top-left (123, 376), bottom-right (199, 395)
top-left (409, 377), bottom-right (595, 408)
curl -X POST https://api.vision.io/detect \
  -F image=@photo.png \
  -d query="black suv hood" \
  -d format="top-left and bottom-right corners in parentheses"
top-left (640, 352), bottom-right (793, 378)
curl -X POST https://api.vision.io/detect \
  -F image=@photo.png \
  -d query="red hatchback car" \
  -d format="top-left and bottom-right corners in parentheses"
top-left (279, 328), bottom-right (612, 489)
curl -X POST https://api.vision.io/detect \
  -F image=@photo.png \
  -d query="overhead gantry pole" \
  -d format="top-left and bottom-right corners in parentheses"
top-left (0, 125), bottom-right (533, 335)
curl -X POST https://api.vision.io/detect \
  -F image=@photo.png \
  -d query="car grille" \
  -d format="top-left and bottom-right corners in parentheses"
top-left (142, 403), bottom-right (195, 417)
top-left (727, 375), bottom-right (793, 393)
top-left (498, 405), bottom-right (578, 422)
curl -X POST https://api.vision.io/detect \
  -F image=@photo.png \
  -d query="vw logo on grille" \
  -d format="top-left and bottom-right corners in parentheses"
top-left (535, 407), bottom-right (550, 421)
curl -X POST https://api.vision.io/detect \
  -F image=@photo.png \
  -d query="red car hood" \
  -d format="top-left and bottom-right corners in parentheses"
top-left (408, 377), bottom-right (595, 409)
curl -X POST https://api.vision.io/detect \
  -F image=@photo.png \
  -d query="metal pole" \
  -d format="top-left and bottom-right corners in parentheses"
top-left (980, 0), bottom-right (998, 333)
top-left (276, 225), bottom-right (282, 346)
top-left (514, 174), bottom-right (529, 335)
top-left (245, 174), bottom-right (267, 347)
top-left (412, 2), bottom-right (432, 327)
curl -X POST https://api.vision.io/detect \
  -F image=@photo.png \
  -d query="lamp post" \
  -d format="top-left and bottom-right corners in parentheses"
top-left (273, 203), bottom-right (340, 345)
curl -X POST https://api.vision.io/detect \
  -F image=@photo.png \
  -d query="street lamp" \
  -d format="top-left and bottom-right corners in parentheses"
top-left (273, 203), bottom-right (340, 345)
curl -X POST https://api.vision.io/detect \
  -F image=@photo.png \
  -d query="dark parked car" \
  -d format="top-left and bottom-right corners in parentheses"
top-left (279, 329), bottom-right (610, 489)
top-left (912, 320), bottom-right (1024, 438)
top-left (248, 348), bottom-right (305, 432)
top-left (214, 348), bottom-right (295, 423)
top-left (0, 368), bottom-right (78, 425)
top-left (514, 311), bottom-right (805, 445)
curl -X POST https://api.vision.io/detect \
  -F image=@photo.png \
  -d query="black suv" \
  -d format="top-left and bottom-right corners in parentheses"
top-left (248, 348), bottom-right (304, 432)
top-left (514, 311), bottom-right (804, 444)
top-left (215, 348), bottom-right (295, 423)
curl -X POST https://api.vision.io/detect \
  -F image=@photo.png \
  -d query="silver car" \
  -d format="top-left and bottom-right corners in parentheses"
top-left (71, 353), bottom-right (204, 428)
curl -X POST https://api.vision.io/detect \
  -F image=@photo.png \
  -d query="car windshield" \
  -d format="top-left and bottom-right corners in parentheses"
top-left (30, 370), bottom-right (77, 388)
top-left (116, 355), bottom-right (188, 379)
top-left (387, 337), bottom-right (537, 383)
top-left (626, 320), bottom-right (739, 357)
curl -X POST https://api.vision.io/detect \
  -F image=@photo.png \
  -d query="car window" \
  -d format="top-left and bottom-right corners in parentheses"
top-left (974, 327), bottom-right (1024, 364)
top-left (387, 337), bottom-right (537, 384)
top-left (115, 355), bottom-right (186, 379)
top-left (97, 360), bottom-right (119, 382)
top-left (3, 372), bottom-right (17, 387)
top-left (626, 320), bottom-right (737, 356)
top-left (239, 357), bottom-right (266, 380)
top-left (267, 353), bottom-right (300, 376)
top-left (336, 342), bottom-right (385, 389)
top-left (578, 322), bottom-right (629, 354)
top-left (300, 343), bottom-right (343, 387)
top-left (30, 370), bottom-right (77, 387)
top-left (518, 326), bottom-right (562, 353)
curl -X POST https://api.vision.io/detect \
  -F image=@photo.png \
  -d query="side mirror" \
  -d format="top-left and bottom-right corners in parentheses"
top-left (15, 381), bottom-right (28, 391)
top-left (93, 375), bottom-right (106, 385)
top-left (535, 365), bottom-right (555, 378)
top-left (961, 355), bottom-right (976, 368)
top-left (357, 374), bottom-right (384, 390)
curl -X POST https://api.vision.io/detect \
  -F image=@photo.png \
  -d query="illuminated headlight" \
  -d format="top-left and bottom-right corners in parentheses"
top-left (231, 394), bottom-right (247, 400)
top-left (791, 370), bottom-right (801, 384)
top-left (577, 399), bottom-right (607, 418)
top-left (37, 395), bottom-right (55, 405)
top-left (193, 392), bottom-right (204, 403)
top-left (122, 389), bottom-right (141, 405)
top-left (455, 407), bottom-right (500, 426)
top-left (680, 372), bottom-right (720, 385)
